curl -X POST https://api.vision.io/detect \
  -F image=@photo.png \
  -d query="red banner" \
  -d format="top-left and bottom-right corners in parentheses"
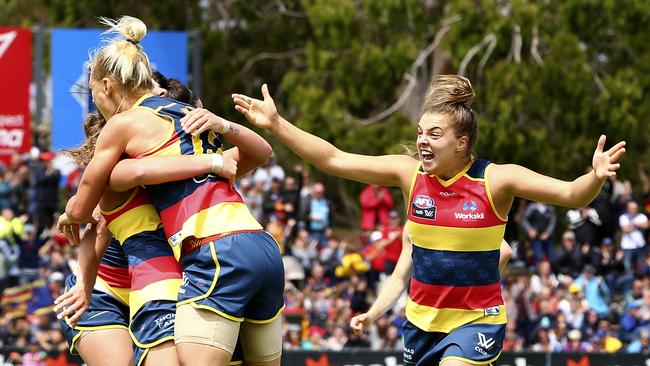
top-left (0, 27), bottom-right (31, 165)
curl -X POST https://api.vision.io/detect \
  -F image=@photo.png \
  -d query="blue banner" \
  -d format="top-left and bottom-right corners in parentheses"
top-left (51, 28), bottom-right (188, 150)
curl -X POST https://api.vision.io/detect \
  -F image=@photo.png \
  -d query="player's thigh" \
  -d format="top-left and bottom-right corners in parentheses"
top-left (77, 328), bottom-right (134, 366)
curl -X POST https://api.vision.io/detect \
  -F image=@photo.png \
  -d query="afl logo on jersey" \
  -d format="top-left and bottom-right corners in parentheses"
top-left (412, 195), bottom-right (436, 220)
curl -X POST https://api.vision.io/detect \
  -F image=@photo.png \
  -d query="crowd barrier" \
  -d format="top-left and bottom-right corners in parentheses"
top-left (281, 350), bottom-right (650, 366)
top-left (1, 347), bottom-right (648, 365)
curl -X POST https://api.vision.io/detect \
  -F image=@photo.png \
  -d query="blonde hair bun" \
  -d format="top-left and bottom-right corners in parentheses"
top-left (99, 15), bottom-right (147, 44)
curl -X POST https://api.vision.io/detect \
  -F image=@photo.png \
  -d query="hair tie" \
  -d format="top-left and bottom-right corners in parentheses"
top-left (126, 38), bottom-right (139, 45)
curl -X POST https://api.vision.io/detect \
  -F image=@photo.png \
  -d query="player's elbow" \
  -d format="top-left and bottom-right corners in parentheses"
top-left (66, 204), bottom-right (89, 222)
top-left (256, 141), bottom-right (274, 165)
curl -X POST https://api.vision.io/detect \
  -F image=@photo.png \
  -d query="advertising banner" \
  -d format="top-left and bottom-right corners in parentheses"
top-left (282, 350), bottom-right (650, 366)
top-left (0, 27), bottom-right (31, 164)
top-left (51, 28), bottom-right (188, 150)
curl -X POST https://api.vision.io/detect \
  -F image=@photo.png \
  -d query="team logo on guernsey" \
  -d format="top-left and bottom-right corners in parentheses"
top-left (412, 195), bottom-right (436, 220)
top-left (455, 200), bottom-right (484, 221)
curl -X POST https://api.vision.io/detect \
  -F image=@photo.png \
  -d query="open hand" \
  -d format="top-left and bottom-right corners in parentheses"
top-left (592, 135), bottom-right (626, 180)
top-left (53, 282), bottom-right (90, 327)
top-left (232, 84), bottom-right (279, 129)
top-left (180, 108), bottom-right (229, 136)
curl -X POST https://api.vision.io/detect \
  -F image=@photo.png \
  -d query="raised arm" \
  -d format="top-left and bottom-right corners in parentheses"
top-left (350, 226), bottom-right (413, 333)
top-left (65, 116), bottom-right (129, 222)
top-left (232, 84), bottom-right (416, 188)
top-left (179, 107), bottom-right (273, 177)
top-left (109, 153), bottom-right (237, 192)
top-left (490, 135), bottom-right (626, 210)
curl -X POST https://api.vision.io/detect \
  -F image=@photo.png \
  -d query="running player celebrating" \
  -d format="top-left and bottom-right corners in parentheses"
top-left (232, 76), bottom-right (625, 366)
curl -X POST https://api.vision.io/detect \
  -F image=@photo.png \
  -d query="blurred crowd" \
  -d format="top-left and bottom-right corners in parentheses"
top-left (3, 148), bottom-right (650, 363)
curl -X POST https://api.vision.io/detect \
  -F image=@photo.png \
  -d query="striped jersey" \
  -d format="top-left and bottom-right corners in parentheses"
top-left (101, 187), bottom-right (182, 319)
top-left (405, 158), bottom-right (508, 333)
top-left (95, 238), bottom-right (131, 305)
top-left (128, 94), bottom-right (263, 248)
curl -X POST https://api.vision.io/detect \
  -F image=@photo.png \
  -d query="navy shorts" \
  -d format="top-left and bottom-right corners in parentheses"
top-left (403, 321), bottom-right (505, 365)
top-left (60, 274), bottom-right (130, 354)
top-left (178, 231), bottom-right (285, 322)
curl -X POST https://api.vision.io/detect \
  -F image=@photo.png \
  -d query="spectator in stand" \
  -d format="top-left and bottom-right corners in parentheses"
top-left (343, 327), bottom-right (371, 349)
top-left (281, 167), bottom-right (304, 223)
top-left (581, 310), bottom-right (600, 343)
top-left (628, 328), bottom-right (650, 353)
top-left (529, 260), bottom-right (559, 296)
top-left (511, 270), bottom-right (535, 343)
top-left (553, 230), bottom-right (583, 278)
top-left (563, 329), bottom-right (593, 352)
top-left (380, 325), bottom-right (403, 351)
top-left (30, 151), bottom-right (60, 235)
top-left (362, 230), bottom-right (387, 290)
top-left (318, 236), bottom-right (344, 279)
top-left (18, 224), bottom-right (46, 285)
top-left (375, 211), bottom-right (403, 275)
top-left (619, 200), bottom-right (648, 275)
top-left (335, 241), bottom-right (369, 279)
top-left (522, 201), bottom-right (557, 265)
top-left (620, 300), bottom-right (648, 343)
top-left (359, 185), bottom-right (395, 233)
top-left (325, 325), bottom-right (348, 351)
top-left (558, 284), bottom-right (587, 330)
top-left (575, 264), bottom-right (611, 316)
top-left (597, 237), bottom-right (631, 294)
top-left (532, 328), bottom-right (560, 352)
top-left (253, 155), bottom-right (285, 191)
top-left (262, 177), bottom-right (285, 225)
top-left (243, 178), bottom-right (265, 223)
top-left (0, 165), bottom-right (12, 210)
top-left (567, 205), bottom-right (602, 248)
top-left (283, 327), bottom-right (302, 350)
top-left (288, 228), bottom-right (318, 272)
top-left (301, 182), bottom-right (331, 246)
top-left (529, 299), bottom-right (557, 343)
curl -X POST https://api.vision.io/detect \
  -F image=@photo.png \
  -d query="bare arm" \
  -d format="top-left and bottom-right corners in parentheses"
top-left (490, 136), bottom-right (626, 209)
top-left (351, 227), bottom-right (413, 332)
top-left (179, 108), bottom-right (273, 177)
top-left (54, 214), bottom-right (111, 325)
top-left (232, 84), bottom-right (416, 188)
top-left (65, 116), bottom-right (129, 222)
top-left (109, 154), bottom-right (237, 192)
top-left (499, 239), bottom-right (512, 277)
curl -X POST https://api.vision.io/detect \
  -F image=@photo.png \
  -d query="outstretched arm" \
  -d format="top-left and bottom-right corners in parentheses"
top-left (350, 227), bottom-right (413, 333)
top-left (232, 84), bottom-right (416, 188)
top-left (109, 153), bottom-right (237, 192)
top-left (179, 108), bottom-right (273, 177)
top-left (490, 135), bottom-right (626, 209)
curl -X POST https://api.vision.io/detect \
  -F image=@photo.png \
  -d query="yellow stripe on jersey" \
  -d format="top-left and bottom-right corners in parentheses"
top-left (107, 205), bottom-right (161, 244)
top-left (95, 277), bottom-right (130, 306)
top-left (407, 221), bottom-right (505, 252)
top-left (128, 278), bottom-right (182, 319)
top-left (484, 163), bottom-right (508, 222)
top-left (406, 298), bottom-right (507, 333)
top-left (176, 202), bottom-right (263, 242)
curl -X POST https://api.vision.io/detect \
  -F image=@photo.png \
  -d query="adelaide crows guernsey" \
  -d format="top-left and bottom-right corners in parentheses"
top-left (405, 158), bottom-right (507, 333)
top-left (95, 238), bottom-right (130, 305)
top-left (101, 187), bottom-right (182, 319)
top-left (128, 95), bottom-right (262, 249)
